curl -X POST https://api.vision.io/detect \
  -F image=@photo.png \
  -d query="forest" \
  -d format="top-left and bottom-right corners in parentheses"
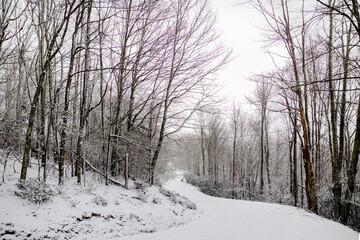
top-left (0, 0), bottom-right (230, 187)
top-left (177, 0), bottom-right (360, 231)
top-left (0, 0), bottom-right (359, 234)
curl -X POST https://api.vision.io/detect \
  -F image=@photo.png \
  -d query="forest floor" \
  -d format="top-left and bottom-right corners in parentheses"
top-left (0, 156), bottom-right (359, 240)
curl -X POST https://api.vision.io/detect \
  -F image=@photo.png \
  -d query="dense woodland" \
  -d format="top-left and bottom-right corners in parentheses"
top-left (0, 0), bottom-right (359, 233)
top-left (0, 0), bottom-right (230, 187)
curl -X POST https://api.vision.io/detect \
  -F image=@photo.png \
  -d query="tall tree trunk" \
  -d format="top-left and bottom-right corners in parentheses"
top-left (150, 101), bottom-right (169, 185)
top-left (326, 0), bottom-right (342, 220)
top-left (39, 73), bottom-right (46, 172)
top-left (284, 5), bottom-right (318, 212)
top-left (337, 21), bottom-right (351, 222)
top-left (289, 133), bottom-right (294, 195)
top-left (59, 6), bottom-right (85, 185)
top-left (105, 95), bottom-right (112, 186)
top-left (21, 64), bottom-right (49, 180)
top-left (260, 113), bottom-right (264, 195)
top-left (200, 125), bottom-right (206, 177)
top-left (76, 0), bottom-right (92, 184)
top-left (265, 113), bottom-right (271, 191)
top-left (293, 115), bottom-right (298, 206)
top-left (232, 122), bottom-right (237, 199)
top-left (73, 56), bottom-right (80, 177)
top-left (98, 3), bottom-right (106, 175)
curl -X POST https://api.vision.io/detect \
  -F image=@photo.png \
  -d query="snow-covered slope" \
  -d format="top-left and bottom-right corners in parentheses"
top-left (0, 159), bottom-right (199, 239)
top-left (122, 171), bottom-right (359, 240)
top-left (1, 156), bottom-right (358, 240)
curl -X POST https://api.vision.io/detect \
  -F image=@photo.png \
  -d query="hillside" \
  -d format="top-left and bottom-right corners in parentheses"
top-left (0, 156), bottom-right (359, 240)
top-left (0, 157), bottom-right (198, 239)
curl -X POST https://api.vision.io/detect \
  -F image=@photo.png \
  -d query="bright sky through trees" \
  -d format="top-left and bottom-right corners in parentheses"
top-left (211, 0), bottom-right (284, 101)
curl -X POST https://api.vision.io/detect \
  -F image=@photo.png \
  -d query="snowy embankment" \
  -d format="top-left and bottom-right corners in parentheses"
top-left (0, 158), bottom-right (199, 239)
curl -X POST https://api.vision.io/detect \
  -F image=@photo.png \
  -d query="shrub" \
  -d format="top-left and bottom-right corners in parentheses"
top-left (0, 119), bottom-right (24, 150)
top-left (152, 197), bottom-right (161, 204)
top-left (184, 173), bottom-right (231, 198)
top-left (15, 178), bottom-right (54, 203)
top-left (159, 187), bottom-right (196, 210)
top-left (92, 195), bottom-right (108, 206)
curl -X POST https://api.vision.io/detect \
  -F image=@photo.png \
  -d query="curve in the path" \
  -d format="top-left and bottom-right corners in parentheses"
top-left (121, 173), bottom-right (358, 240)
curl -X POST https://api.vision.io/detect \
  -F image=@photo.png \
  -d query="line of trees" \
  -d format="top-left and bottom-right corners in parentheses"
top-left (0, 0), bottom-right (230, 187)
top-left (180, 0), bottom-right (360, 231)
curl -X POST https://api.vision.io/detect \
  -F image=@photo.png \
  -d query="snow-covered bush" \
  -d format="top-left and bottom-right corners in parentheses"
top-left (181, 197), bottom-right (197, 210)
top-left (0, 119), bottom-right (23, 150)
top-left (92, 195), bottom-right (108, 206)
top-left (200, 179), bottom-right (232, 198)
top-left (14, 178), bottom-right (54, 203)
top-left (184, 173), bottom-right (232, 199)
top-left (129, 213), bottom-right (142, 222)
top-left (183, 172), bottom-right (202, 186)
top-left (137, 191), bottom-right (148, 203)
top-left (159, 187), bottom-right (196, 210)
top-left (152, 197), bottom-right (161, 204)
top-left (159, 187), bottom-right (172, 198)
top-left (317, 192), bottom-right (334, 220)
top-left (134, 181), bottom-right (147, 191)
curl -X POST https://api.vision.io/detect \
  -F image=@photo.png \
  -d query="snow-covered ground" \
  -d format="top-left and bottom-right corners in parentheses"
top-left (1, 156), bottom-right (359, 240)
top-left (122, 171), bottom-right (359, 240)
top-left (0, 159), bottom-right (199, 239)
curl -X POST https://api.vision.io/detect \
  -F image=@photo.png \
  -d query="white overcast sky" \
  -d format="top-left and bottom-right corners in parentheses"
top-left (210, 0), bottom-right (282, 102)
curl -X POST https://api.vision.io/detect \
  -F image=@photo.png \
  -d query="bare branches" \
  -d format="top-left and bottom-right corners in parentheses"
top-left (2, 0), bottom-right (230, 195)
top-left (316, 0), bottom-right (360, 38)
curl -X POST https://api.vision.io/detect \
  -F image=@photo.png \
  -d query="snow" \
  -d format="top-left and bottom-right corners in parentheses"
top-left (0, 159), bottom-right (199, 239)
top-left (122, 171), bottom-right (359, 240)
top-left (1, 157), bottom-right (359, 240)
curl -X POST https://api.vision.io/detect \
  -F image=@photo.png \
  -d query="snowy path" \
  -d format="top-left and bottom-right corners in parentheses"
top-left (122, 173), bottom-right (358, 240)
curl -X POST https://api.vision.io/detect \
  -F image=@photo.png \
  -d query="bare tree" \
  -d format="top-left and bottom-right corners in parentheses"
top-left (20, 0), bottom-right (84, 181)
top-left (315, 0), bottom-right (360, 224)
top-left (149, 0), bottom-right (231, 185)
top-left (58, 1), bottom-right (87, 185)
top-left (230, 102), bottom-right (244, 199)
top-left (248, 79), bottom-right (272, 195)
top-left (250, 0), bottom-right (318, 213)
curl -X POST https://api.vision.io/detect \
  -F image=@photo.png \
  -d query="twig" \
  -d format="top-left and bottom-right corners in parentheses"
top-left (32, 202), bottom-right (40, 214)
